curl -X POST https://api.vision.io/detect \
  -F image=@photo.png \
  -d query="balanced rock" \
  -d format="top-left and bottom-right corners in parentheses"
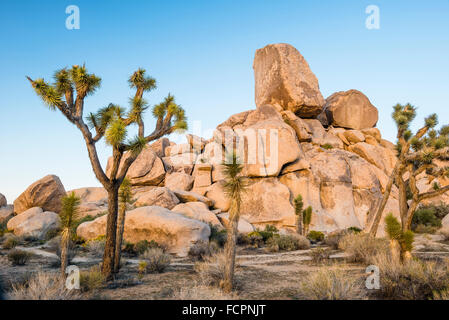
top-left (134, 187), bottom-right (179, 210)
top-left (7, 207), bottom-right (60, 239)
top-left (14, 175), bottom-right (66, 214)
top-left (253, 43), bottom-right (325, 117)
top-left (77, 206), bottom-right (210, 256)
top-left (324, 90), bottom-right (378, 130)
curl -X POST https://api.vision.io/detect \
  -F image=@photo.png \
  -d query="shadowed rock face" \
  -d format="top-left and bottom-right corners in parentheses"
top-left (253, 43), bottom-right (325, 118)
top-left (324, 89), bottom-right (379, 130)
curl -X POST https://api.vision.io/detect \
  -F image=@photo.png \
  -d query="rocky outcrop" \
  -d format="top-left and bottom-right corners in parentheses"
top-left (106, 146), bottom-right (165, 186)
top-left (0, 205), bottom-right (14, 223)
top-left (172, 202), bottom-right (222, 227)
top-left (134, 187), bottom-right (179, 209)
top-left (14, 175), bottom-right (66, 214)
top-left (324, 90), bottom-right (379, 130)
top-left (172, 190), bottom-right (214, 207)
top-left (7, 207), bottom-right (60, 239)
top-left (77, 206), bottom-right (210, 256)
top-left (68, 187), bottom-right (108, 218)
top-left (253, 43), bottom-right (325, 117)
top-left (164, 172), bottom-right (194, 191)
top-left (0, 193), bottom-right (6, 207)
top-left (217, 213), bottom-right (254, 233)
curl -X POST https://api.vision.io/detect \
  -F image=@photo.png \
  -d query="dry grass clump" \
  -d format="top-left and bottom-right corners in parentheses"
top-left (188, 241), bottom-right (220, 261)
top-left (8, 271), bottom-right (83, 300)
top-left (2, 234), bottom-right (19, 250)
top-left (433, 289), bottom-right (449, 300)
top-left (83, 237), bottom-right (105, 257)
top-left (371, 254), bottom-right (449, 300)
top-left (140, 248), bottom-right (171, 273)
top-left (298, 267), bottom-right (364, 300)
top-left (194, 251), bottom-right (241, 288)
top-left (80, 265), bottom-right (106, 292)
top-left (338, 233), bottom-right (388, 264)
top-left (310, 247), bottom-right (332, 263)
top-left (8, 249), bottom-right (31, 266)
top-left (171, 284), bottom-right (239, 300)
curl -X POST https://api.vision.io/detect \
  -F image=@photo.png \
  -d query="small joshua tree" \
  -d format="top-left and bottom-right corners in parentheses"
top-left (384, 213), bottom-right (414, 262)
top-left (60, 192), bottom-right (81, 277)
top-left (222, 153), bottom-right (247, 292)
top-left (294, 195), bottom-right (304, 235)
top-left (302, 206), bottom-right (313, 235)
top-left (368, 104), bottom-right (449, 236)
top-left (114, 178), bottom-right (134, 273)
top-left (28, 66), bottom-right (187, 279)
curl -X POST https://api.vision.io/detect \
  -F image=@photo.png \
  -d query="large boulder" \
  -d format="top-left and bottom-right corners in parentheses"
top-left (68, 187), bottom-right (108, 218)
top-left (150, 138), bottom-right (170, 158)
top-left (206, 181), bottom-right (230, 212)
top-left (7, 207), bottom-right (60, 239)
top-left (77, 206), bottom-right (210, 256)
top-left (217, 213), bottom-right (254, 234)
top-left (134, 187), bottom-right (179, 210)
top-left (0, 205), bottom-right (14, 224)
top-left (172, 202), bottom-right (222, 227)
top-left (0, 193), bottom-right (6, 207)
top-left (162, 153), bottom-right (197, 175)
top-left (253, 43), bottom-right (325, 118)
top-left (106, 146), bottom-right (165, 186)
top-left (172, 190), bottom-right (214, 207)
top-left (324, 90), bottom-right (379, 130)
top-left (164, 172), bottom-right (194, 191)
top-left (348, 142), bottom-right (397, 175)
top-left (191, 163), bottom-right (212, 195)
top-left (14, 175), bottom-right (66, 214)
top-left (240, 178), bottom-right (296, 228)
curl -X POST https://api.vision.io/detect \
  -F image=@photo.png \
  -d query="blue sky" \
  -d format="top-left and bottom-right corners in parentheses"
top-left (0, 0), bottom-right (448, 202)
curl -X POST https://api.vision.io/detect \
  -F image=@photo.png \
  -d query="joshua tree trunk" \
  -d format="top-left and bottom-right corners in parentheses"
top-left (102, 186), bottom-right (119, 280)
top-left (296, 213), bottom-right (303, 235)
top-left (114, 203), bottom-right (126, 273)
top-left (223, 210), bottom-right (239, 293)
top-left (60, 229), bottom-right (70, 278)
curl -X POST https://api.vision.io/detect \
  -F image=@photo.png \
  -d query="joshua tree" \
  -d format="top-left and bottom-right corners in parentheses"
top-left (294, 195), bottom-right (304, 235)
top-left (27, 66), bottom-right (187, 279)
top-left (114, 178), bottom-right (134, 273)
top-left (384, 213), bottom-right (414, 262)
top-left (368, 104), bottom-right (449, 236)
top-left (222, 153), bottom-right (247, 292)
top-left (60, 192), bottom-right (81, 277)
top-left (302, 206), bottom-right (313, 235)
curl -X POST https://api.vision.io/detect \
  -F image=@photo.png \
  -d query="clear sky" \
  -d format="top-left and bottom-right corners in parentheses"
top-left (0, 0), bottom-right (448, 203)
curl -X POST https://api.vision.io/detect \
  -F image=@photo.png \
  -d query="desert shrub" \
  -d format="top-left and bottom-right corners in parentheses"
top-left (258, 225), bottom-right (279, 243)
top-left (0, 221), bottom-right (9, 238)
top-left (134, 239), bottom-right (161, 255)
top-left (141, 248), bottom-right (171, 273)
top-left (188, 241), bottom-right (219, 261)
top-left (83, 236), bottom-right (106, 257)
top-left (2, 235), bottom-right (19, 250)
top-left (347, 227), bottom-right (362, 233)
top-left (307, 230), bottom-right (325, 242)
top-left (412, 207), bottom-right (442, 232)
top-left (8, 249), bottom-right (31, 266)
top-left (267, 234), bottom-right (310, 252)
top-left (209, 224), bottom-right (227, 247)
top-left (371, 254), bottom-right (449, 300)
top-left (325, 228), bottom-right (362, 249)
top-left (171, 284), bottom-right (238, 300)
top-left (310, 247), bottom-right (332, 263)
top-left (194, 252), bottom-right (240, 287)
top-left (338, 233), bottom-right (388, 264)
top-left (322, 144), bottom-right (334, 150)
top-left (80, 265), bottom-right (106, 292)
top-left (299, 267), bottom-right (364, 300)
top-left (8, 271), bottom-right (83, 300)
top-left (44, 228), bottom-right (61, 241)
top-left (243, 231), bottom-right (264, 248)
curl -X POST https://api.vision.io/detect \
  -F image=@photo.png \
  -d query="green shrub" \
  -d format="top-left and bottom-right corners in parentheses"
top-left (0, 221), bottom-right (9, 237)
top-left (385, 213), bottom-right (415, 253)
top-left (245, 231), bottom-right (264, 248)
top-left (347, 227), bottom-right (362, 234)
top-left (80, 265), bottom-right (106, 292)
top-left (412, 207), bottom-right (442, 231)
top-left (122, 241), bottom-right (137, 254)
top-left (307, 230), bottom-right (325, 242)
top-left (141, 248), bottom-right (171, 273)
top-left (3, 235), bottom-right (19, 250)
top-left (209, 224), bottom-right (227, 247)
top-left (8, 249), bottom-right (31, 266)
top-left (134, 240), bottom-right (161, 255)
top-left (267, 234), bottom-right (310, 252)
top-left (322, 144), bottom-right (334, 150)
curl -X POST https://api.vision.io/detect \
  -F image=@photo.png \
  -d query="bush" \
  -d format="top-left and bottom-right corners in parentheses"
top-left (44, 228), bottom-right (61, 241)
top-left (307, 231), bottom-right (325, 242)
top-left (83, 236), bottom-right (105, 257)
top-left (2, 235), bottom-right (19, 250)
top-left (412, 204), bottom-right (449, 232)
top-left (194, 252), bottom-right (238, 287)
top-left (258, 225), bottom-right (279, 243)
top-left (371, 253), bottom-right (449, 300)
top-left (209, 225), bottom-right (227, 247)
top-left (80, 265), bottom-right (106, 292)
top-left (310, 247), bottom-right (332, 263)
top-left (242, 231), bottom-right (264, 248)
top-left (135, 239), bottom-right (161, 255)
top-left (299, 267), bottom-right (363, 300)
top-left (338, 233), bottom-right (388, 264)
top-left (0, 221), bottom-right (9, 238)
top-left (141, 248), bottom-right (171, 273)
top-left (188, 241), bottom-right (219, 261)
top-left (267, 234), bottom-right (310, 252)
top-left (9, 272), bottom-right (83, 300)
top-left (8, 249), bottom-right (31, 266)
top-left (322, 144), bottom-right (334, 150)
